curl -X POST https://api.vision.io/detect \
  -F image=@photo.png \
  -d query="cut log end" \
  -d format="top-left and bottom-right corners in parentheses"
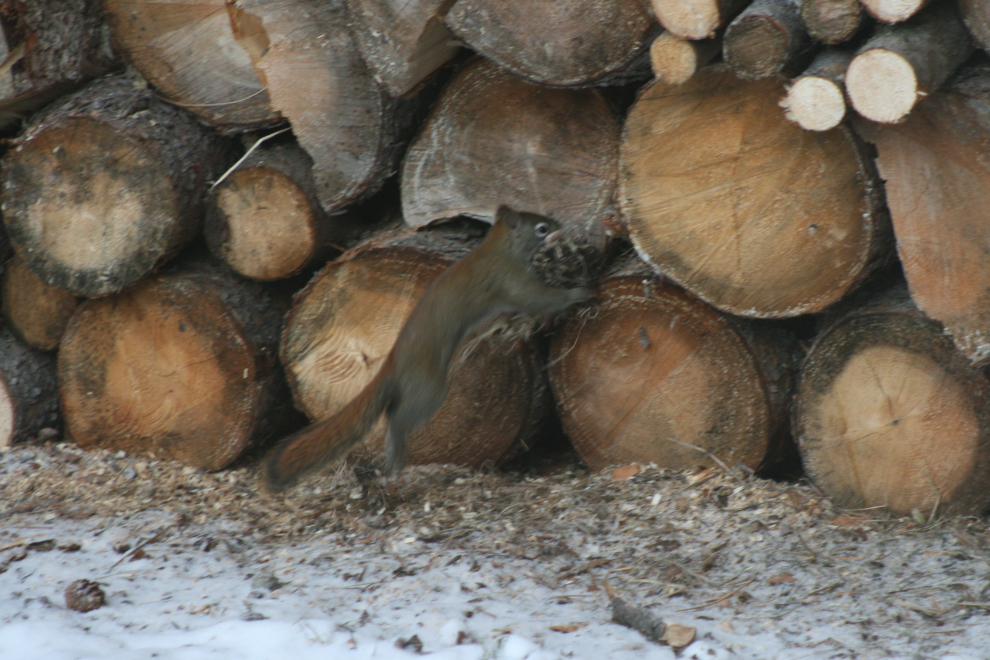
top-left (724, 15), bottom-right (789, 80)
top-left (846, 49), bottom-right (919, 123)
top-left (650, 33), bottom-right (719, 85)
top-left (800, 0), bottom-right (864, 44)
top-left (862, 0), bottom-right (929, 24)
top-left (652, 0), bottom-right (720, 39)
top-left (782, 76), bottom-right (847, 131)
top-left (1, 254), bottom-right (79, 351)
top-left (0, 381), bottom-right (15, 448)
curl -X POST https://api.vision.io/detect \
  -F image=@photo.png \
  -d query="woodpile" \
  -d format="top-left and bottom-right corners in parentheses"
top-left (1, 0), bottom-right (989, 517)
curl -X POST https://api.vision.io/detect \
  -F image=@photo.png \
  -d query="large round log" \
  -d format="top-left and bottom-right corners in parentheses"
top-left (619, 66), bottom-right (891, 318)
top-left (0, 326), bottom-right (59, 449)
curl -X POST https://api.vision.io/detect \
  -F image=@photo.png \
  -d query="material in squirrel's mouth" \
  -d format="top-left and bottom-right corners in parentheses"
top-left (544, 230), bottom-right (564, 246)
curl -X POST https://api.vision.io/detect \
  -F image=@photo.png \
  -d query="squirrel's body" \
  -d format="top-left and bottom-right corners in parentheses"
top-left (264, 207), bottom-right (592, 491)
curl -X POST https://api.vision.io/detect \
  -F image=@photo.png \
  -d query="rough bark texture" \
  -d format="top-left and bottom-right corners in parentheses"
top-left (799, 0), bottom-right (864, 44)
top-left (649, 32), bottom-right (721, 85)
top-left (346, 0), bottom-right (460, 96)
top-left (651, 0), bottom-right (750, 39)
top-left (1, 74), bottom-right (231, 297)
top-left (280, 223), bottom-right (552, 469)
top-left (445, 0), bottom-right (656, 87)
top-left (1, 253), bottom-right (79, 351)
top-left (794, 282), bottom-right (990, 517)
top-left (860, 0), bottom-right (932, 24)
top-left (724, 0), bottom-right (814, 81)
top-left (402, 58), bottom-right (618, 247)
top-left (619, 66), bottom-right (891, 318)
top-left (846, 2), bottom-right (975, 124)
top-left (781, 47), bottom-right (854, 131)
top-left (854, 66), bottom-right (990, 365)
top-left (0, 325), bottom-right (59, 448)
top-left (58, 257), bottom-right (293, 471)
top-left (549, 259), bottom-right (800, 472)
top-left (960, 0), bottom-right (990, 51)
top-left (103, 0), bottom-right (278, 130)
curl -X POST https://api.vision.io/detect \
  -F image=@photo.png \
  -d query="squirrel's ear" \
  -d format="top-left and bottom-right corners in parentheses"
top-left (495, 205), bottom-right (519, 229)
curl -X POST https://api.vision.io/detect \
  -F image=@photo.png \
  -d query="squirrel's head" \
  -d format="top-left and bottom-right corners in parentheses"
top-left (495, 205), bottom-right (562, 255)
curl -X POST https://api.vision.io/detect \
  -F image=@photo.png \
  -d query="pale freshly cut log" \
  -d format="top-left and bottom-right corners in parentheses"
top-left (649, 32), bottom-right (721, 85)
top-left (794, 283), bottom-right (990, 517)
top-left (402, 58), bottom-right (618, 245)
top-left (549, 260), bottom-right (800, 472)
top-left (854, 66), bottom-right (990, 365)
top-left (1, 75), bottom-right (231, 297)
top-left (781, 47), bottom-right (854, 131)
top-left (960, 0), bottom-right (990, 51)
top-left (799, 0), bottom-right (864, 44)
top-left (860, 0), bottom-right (931, 23)
top-left (281, 224), bottom-right (550, 470)
top-left (619, 67), bottom-right (890, 318)
top-left (651, 0), bottom-right (751, 39)
top-left (58, 259), bottom-right (292, 471)
top-left (724, 0), bottom-right (814, 81)
top-left (1, 254), bottom-right (79, 351)
top-left (445, 0), bottom-right (655, 86)
top-left (845, 2), bottom-right (974, 124)
top-left (0, 326), bottom-right (59, 448)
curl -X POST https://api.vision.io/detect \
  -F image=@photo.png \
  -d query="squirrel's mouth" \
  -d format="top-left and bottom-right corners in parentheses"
top-left (544, 230), bottom-right (564, 246)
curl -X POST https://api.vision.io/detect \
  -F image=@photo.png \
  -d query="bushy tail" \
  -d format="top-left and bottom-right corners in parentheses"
top-left (264, 361), bottom-right (395, 492)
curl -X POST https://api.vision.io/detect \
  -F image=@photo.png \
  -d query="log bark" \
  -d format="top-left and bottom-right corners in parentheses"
top-left (619, 66), bottom-right (891, 318)
top-left (0, 0), bottom-right (119, 131)
top-left (0, 325), bottom-right (59, 448)
top-left (402, 58), bottom-right (618, 247)
top-left (1, 74), bottom-right (231, 297)
top-left (960, 0), bottom-right (990, 52)
top-left (280, 223), bottom-right (552, 469)
top-left (205, 141), bottom-right (358, 281)
top-left (781, 47), bottom-right (855, 131)
top-left (103, 0), bottom-right (278, 130)
top-left (724, 0), bottom-right (814, 81)
top-left (860, 0), bottom-right (931, 24)
top-left (793, 282), bottom-right (990, 517)
top-left (1, 254), bottom-right (79, 351)
top-left (649, 32), bottom-right (721, 85)
top-left (845, 2), bottom-right (974, 124)
top-left (445, 0), bottom-right (655, 87)
top-left (346, 0), bottom-right (460, 96)
top-left (58, 257), bottom-right (293, 471)
top-left (549, 259), bottom-right (800, 472)
top-left (651, 0), bottom-right (750, 39)
top-left (854, 66), bottom-right (990, 365)
top-left (799, 0), bottom-right (864, 44)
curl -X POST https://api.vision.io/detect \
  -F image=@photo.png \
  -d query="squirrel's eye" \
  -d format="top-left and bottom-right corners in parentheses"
top-left (535, 223), bottom-right (550, 237)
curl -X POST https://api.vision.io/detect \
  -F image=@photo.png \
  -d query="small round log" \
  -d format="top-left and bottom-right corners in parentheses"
top-left (651, 0), bottom-right (750, 39)
top-left (723, 0), bottom-right (814, 81)
top-left (781, 47), bottom-right (854, 132)
top-left (649, 32), bottom-right (721, 85)
top-left (1, 254), bottom-right (79, 351)
top-left (860, 0), bottom-right (931, 24)
top-left (799, 0), bottom-right (865, 44)
top-left (0, 326), bottom-right (59, 448)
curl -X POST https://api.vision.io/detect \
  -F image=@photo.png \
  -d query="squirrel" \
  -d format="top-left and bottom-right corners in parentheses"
top-left (264, 206), bottom-right (594, 492)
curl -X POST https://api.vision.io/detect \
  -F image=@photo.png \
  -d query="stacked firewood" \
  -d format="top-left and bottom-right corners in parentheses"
top-left (1, 0), bottom-right (989, 518)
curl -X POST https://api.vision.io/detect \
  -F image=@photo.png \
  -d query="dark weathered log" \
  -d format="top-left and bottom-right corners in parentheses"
top-left (1, 74), bottom-right (231, 297)
top-left (794, 282), bottom-right (990, 517)
top-left (549, 259), bottom-right (800, 472)
top-left (346, 0), bottom-right (460, 96)
top-left (280, 223), bottom-right (552, 471)
top-left (58, 257), bottom-right (293, 471)
top-left (1, 254), bottom-right (79, 351)
top-left (0, 0), bottom-right (119, 131)
top-left (445, 0), bottom-right (655, 86)
top-left (854, 66), bottom-right (990, 365)
top-left (651, 0), bottom-right (750, 39)
top-left (0, 325), bottom-right (59, 448)
top-left (649, 32), bottom-right (721, 84)
top-left (960, 0), bottom-right (990, 51)
top-left (724, 0), bottom-right (814, 81)
top-left (799, 0), bottom-right (864, 44)
top-left (619, 66), bottom-right (891, 318)
top-left (845, 2), bottom-right (974, 124)
top-left (402, 58), bottom-right (618, 247)
top-left (781, 47), bottom-right (855, 131)
top-left (860, 0), bottom-right (931, 24)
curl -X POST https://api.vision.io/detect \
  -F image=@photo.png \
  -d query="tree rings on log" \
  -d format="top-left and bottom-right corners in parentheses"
top-left (549, 263), bottom-right (799, 472)
top-left (1, 75), bottom-right (230, 297)
top-left (402, 58), bottom-right (618, 246)
top-left (281, 226), bottom-right (549, 469)
top-left (799, 0), bottom-right (864, 45)
top-left (794, 284), bottom-right (990, 517)
top-left (58, 260), bottom-right (291, 471)
top-left (723, 0), bottom-right (813, 81)
top-left (0, 326), bottom-right (59, 448)
top-left (619, 67), bottom-right (890, 318)
top-left (1, 254), bottom-right (79, 351)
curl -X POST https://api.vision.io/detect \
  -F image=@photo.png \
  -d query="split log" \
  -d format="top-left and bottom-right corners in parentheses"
top-left (651, 0), bottom-right (750, 39)
top-left (960, 0), bottom-right (990, 51)
top-left (103, 0), bottom-right (278, 130)
top-left (859, 0), bottom-right (931, 24)
top-left (799, 0), bottom-right (864, 44)
top-left (549, 259), bottom-right (800, 472)
top-left (793, 282), bottom-right (990, 517)
top-left (445, 0), bottom-right (655, 87)
top-left (402, 58), bottom-right (619, 246)
top-left (0, 0), bottom-right (119, 131)
top-left (0, 325), bottom-right (59, 448)
top-left (649, 32), bottom-right (721, 85)
top-left (205, 141), bottom-right (357, 281)
top-left (724, 0), bottom-right (814, 81)
top-left (346, 0), bottom-right (460, 96)
top-left (619, 67), bottom-right (891, 318)
top-left (1, 254), bottom-right (79, 351)
top-left (845, 2), bottom-right (974, 124)
top-left (280, 223), bottom-right (551, 469)
top-left (1, 74), bottom-right (231, 297)
top-left (854, 66), bottom-right (990, 365)
top-left (781, 47), bottom-right (855, 131)
top-left (58, 257), bottom-right (293, 471)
